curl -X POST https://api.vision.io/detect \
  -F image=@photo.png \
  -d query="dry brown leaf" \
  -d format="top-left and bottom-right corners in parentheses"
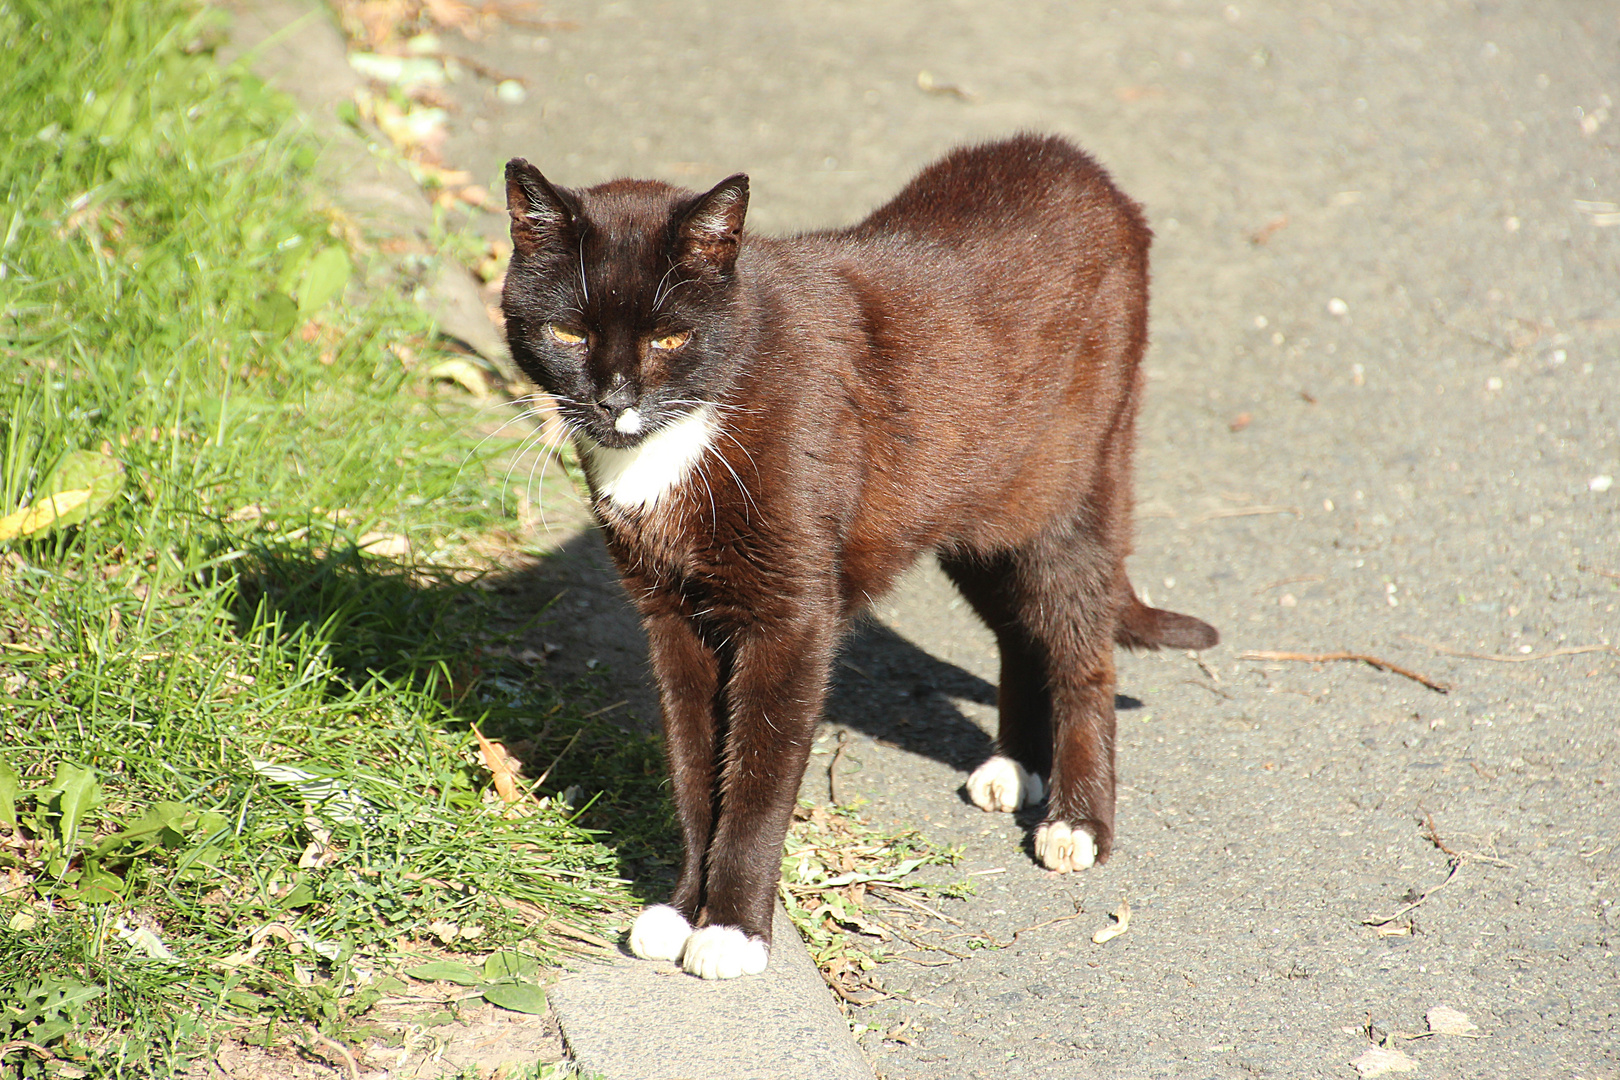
top-left (1351, 1047), bottom-right (1417, 1076)
top-left (423, 0), bottom-right (477, 29)
top-left (357, 532), bottom-right (411, 559)
top-left (1427, 1005), bottom-right (1478, 1036)
top-left (1092, 897), bottom-right (1131, 943)
top-left (474, 727), bottom-right (522, 803)
top-left (429, 357), bottom-right (491, 396)
top-left (298, 817), bottom-right (336, 870)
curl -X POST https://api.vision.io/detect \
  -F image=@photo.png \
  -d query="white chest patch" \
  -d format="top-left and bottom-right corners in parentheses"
top-left (581, 405), bottom-right (718, 511)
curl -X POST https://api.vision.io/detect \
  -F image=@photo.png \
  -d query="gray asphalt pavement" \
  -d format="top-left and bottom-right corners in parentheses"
top-left (425, 2), bottom-right (1617, 1076)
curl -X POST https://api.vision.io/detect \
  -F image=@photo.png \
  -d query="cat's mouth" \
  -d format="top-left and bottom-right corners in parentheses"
top-left (576, 403), bottom-right (652, 450)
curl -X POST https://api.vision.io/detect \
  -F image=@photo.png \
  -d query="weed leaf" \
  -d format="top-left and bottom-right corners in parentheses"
top-left (42, 449), bottom-right (124, 524)
top-left (404, 960), bottom-right (482, 986)
top-left (89, 800), bottom-right (196, 856)
top-left (297, 245), bottom-right (352, 315)
top-left (480, 981), bottom-right (547, 1014)
top-left (41, 763), bottom-right (100, 859)
top-left (256, 290), bottom-right (300, 337)
top-left (483, 950), bottom-right (539, 981)
top-left (0, 759), bottom-right (19, 829)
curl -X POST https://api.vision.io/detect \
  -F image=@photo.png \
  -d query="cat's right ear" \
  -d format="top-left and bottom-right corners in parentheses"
top-left (505, 158), bottom-right (579, 258)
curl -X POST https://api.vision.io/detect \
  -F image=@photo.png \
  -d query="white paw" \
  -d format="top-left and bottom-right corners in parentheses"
top-left (681, 925), bottom-right (769, 980)
top-left (1033, 820), bottom-right (1097, 873)
top-left (966, 755), bottom-right (1045, 813)
top-left (629, 904), bottom-right (692, 962)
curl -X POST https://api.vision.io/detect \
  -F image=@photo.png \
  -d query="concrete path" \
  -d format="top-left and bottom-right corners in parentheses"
top-left (267, 1), bottom-right (1619, 1077)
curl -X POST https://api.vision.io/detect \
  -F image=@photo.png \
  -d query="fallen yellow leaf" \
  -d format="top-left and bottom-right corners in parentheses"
top-left (0, 489), bottom-right (92, 541)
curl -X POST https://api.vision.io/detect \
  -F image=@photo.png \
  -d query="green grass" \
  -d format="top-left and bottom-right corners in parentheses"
top-left (0, 1), bottom-right (971, 1071)
top-left (0, 0), bottom-right (670, 1074)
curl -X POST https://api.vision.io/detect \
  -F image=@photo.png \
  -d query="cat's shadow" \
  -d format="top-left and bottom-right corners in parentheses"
top-left (489, 525), bottom-right (1140, 776)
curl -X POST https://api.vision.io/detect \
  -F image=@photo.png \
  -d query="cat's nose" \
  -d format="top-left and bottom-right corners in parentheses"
top-left (596, 383), bottom-right (644, 435)
top-left (596, 384), bottom-right (637, 415)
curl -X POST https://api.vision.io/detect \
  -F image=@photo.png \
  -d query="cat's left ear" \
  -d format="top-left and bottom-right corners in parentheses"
top-left (505, 158), bottom-right (581, 258)
top-left (677, 174), bottom-right (749, 277)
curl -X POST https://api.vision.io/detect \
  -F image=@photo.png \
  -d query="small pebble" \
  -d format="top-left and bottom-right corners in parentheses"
top-left (1327, 297), bottom-right (1349, 316)
top-left (497, 79), bottom-right (527, 104)
top-left (1591, 475), bottom-right (1614, 493)
top-left (1486, 376), bottom-right (1503, 391)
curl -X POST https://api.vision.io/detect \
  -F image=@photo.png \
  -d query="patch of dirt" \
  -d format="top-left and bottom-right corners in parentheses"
top-left (190, 999), bottom-right (566, 1080)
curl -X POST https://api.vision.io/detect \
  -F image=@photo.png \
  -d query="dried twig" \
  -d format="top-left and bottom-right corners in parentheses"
top-left (1402, 634), bottom-right (1618, 664)
top-left (969, 901), bottom-right (1086, 949)
top-left (444, 52), bottom-right (526, 85)
top-left (1255, 574), bottom-right (1325, 594)
top-left (305, 1028), bottom-right (361, 1080)
top-left (1240, 650), bottom-right (1450, 693)
top-left (870, 883), bottom-right (965, 927)
top-left (1420, 811), bottom-right (1459, 858)
top-left (1016, 902), bottom-right (1087, 942)
top-left (1192, 505), bottom-right (1300, 524)
top-left (1420, 809), bottom-right (1516, 869)
top-left (862, 911), bottom-right (971, 959)
top-left (829, 730), bottom-right (851, 806)
top-left (1361, 859), bottom-right (1460, 928)
top-left (0, 1042), bottom-right (56, 1064)
top-left (886, 953), bottom-right (960, 967)
top-left (1182, 678), bottom-right (1233, 700)
top-left (1249, 213), bottom-right (1290, 245)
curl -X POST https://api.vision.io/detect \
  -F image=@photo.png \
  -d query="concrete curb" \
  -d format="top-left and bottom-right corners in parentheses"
top-left (221, 0), bottom-right (512, 381)
top-left (219, 6), bottom-right (873, 1077)
top-left (549, 904), bottom-right (874, 1080)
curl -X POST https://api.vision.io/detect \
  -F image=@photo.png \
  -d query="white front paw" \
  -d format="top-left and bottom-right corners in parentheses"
top-left (681, 925), bottom-right (769, 980)
top-left (1033, 820), bottom-right (1097, 873)
top-left (967, 755), bottom-right (1045, 813)
top-left (629, 904), bottom-right (692, 962)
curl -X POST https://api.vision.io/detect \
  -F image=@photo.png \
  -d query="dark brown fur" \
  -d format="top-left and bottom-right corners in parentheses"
top-left (501, 134), bottom-right (1216, 968)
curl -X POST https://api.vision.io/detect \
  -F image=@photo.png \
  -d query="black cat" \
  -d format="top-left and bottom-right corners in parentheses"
top-left (500, 134), bottom-right (1217, 979)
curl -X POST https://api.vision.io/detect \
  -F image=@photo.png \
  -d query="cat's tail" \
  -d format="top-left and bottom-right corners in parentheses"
top-left (1114, 584), bottom-right (1219, 651)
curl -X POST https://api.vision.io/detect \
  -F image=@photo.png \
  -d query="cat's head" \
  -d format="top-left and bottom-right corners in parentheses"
top-left (501, 159), bottom-right (750, 449)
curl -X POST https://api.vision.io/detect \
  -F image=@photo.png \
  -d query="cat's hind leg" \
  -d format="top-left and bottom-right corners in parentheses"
top-left (939, 552), bottom-right (1052, 815)
top-left (1013, 520), bottom-right (1126, 872)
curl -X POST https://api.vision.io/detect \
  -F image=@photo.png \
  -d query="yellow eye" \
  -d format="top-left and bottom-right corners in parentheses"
top-left (650, 330), bottom-right (692, 351)
top-left (548, 324), bottom-right (587, 345)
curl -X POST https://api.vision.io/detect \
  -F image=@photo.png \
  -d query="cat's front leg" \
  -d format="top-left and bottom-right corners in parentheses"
top-left (682, 613), bottom-right (834, 978)
top-left (627, 609), bottom-right (722, 965)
